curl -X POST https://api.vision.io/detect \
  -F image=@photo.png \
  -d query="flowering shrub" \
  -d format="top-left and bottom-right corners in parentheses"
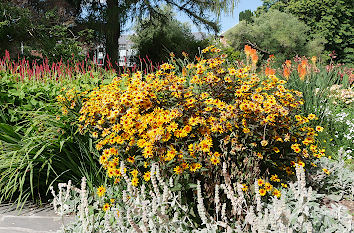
top-left (58, 45), bottom-right (329, 212)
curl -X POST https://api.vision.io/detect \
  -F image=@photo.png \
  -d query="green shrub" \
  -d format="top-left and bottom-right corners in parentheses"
top-left (224, 9), bottom-right (326, 63)
top-left (0, 57), bottom-right (114, 205)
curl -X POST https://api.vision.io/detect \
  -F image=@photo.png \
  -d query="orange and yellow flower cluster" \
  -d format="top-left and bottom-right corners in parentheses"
top-left (58, 45), bottom-right (328, 192)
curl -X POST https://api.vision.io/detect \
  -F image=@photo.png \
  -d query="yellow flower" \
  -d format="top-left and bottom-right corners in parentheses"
top-left (322, 168), bottom-right (330, 175)
top-left (114, 178), bottom-right (120, 184)
top-left (228, 67), bottom-right (237, 75)
top-left (297, 161), bottom-right (305, 167)
top-left (257, 179), bottom-right (264, 186)
top-left (273, 147), bottom-right (280, 153)
top-left (92, 132), bottom-right (98, 138)
top-left (103, 203), bottom-right (110, 211)
top-left (97, 185), bottom-right (106, 197)
top-left (261, 140), bottom-right (268, 147)
top-left (127, 156), bottom-right (135, 164)
top-left (210, 156), bottom-right (220, 165)
top-left (273, 189), bottom-right (281, 198)
top-left (270, 174), bottom-right (279, 182)
top-left (264, 182), bottom-right (273, 192)
top-left (130, 169), bottom-right (138, 177)
top-left (131, 177), bottom-right (139, 186)
top-left (291, 144), bottom-right (301, 153)
top-left (259, 188), bottom-right (266, 196)
top-left (199, 138), bottom-right (213, 152)
top-left (284, 133), bottom-right (290, 142)
top-left (308, 114), bottom-right (316, 120)
top-left (241, 184), bottom-right (248, 191)
top-left (190, 163), bottom-right (202, 172)
top-left (316, 126), bottom-right (324, 132)
top-left (143, 171), bottom-right (151, 181)
top-left (173, 166), bottom-right (183, 175)
top-left (99, 155), bottom-right (108, 165)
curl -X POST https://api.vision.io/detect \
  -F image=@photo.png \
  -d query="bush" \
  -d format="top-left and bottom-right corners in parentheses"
top-left (59, 45), bottom-right (330, 220)
top-left (0, 55), bottom-right (114, 205)
top-left (224, 9), bottom-right (326, 63)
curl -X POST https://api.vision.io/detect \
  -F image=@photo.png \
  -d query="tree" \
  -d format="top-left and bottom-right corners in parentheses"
top-left (67, 0), bottom-right (237, 69)
top-left (239, 9), bottom-right (253, 23)
top-left (255, 0), bottom-right (354, 63)
top-left (224, 9), bottom-right (326, 62)
top-left (0, 1), bottom-right (92, 61)
top-left (131, 7), bottom-right (209, 65)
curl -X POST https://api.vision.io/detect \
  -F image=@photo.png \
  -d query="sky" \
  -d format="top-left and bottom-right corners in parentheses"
top-left (176, 0), bottom-right (263, 33)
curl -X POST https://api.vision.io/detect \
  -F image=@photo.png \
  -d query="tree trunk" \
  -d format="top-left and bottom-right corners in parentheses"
top-left (105, 0), bottom-right (120, 70)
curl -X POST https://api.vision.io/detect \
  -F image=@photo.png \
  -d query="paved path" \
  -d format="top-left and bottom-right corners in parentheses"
top-left (0, 203), bottom-right (74, 233)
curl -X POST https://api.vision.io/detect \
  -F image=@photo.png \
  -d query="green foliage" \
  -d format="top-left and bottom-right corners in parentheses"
top-left (0, 2), bottom-right (31, 54)
top-left (222, 46), bottom-right (241, 61)
top-left (69, 0), bottom-right (237, 68)
top-left (0, 65), bottom-right (113, 205)
top-left (0, 2), bottom-right (92, 62)
top-left (256, 0), bottom-right (354, 63)
top-left (225, 9), bottom-right (326, 62)
top-left (239, 9), bottom-right (253, 23)
top-left (283, 61), bottom-right (353, 159)
top-left (131, 7), bottom-right (209, 65)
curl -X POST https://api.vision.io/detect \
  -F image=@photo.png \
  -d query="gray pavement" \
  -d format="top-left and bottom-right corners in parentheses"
top-left (0, 203), bottom-right (74, 233)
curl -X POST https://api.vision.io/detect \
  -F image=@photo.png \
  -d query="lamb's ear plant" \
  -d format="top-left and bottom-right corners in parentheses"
top-left (309, 155), bottom-right (354, 200)
top-left (52, 162), bottom-right (353, 232)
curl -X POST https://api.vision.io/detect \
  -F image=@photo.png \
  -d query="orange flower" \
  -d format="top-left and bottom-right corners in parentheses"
top-left (283, 66), bottom-right (291, 79)
top-left (285, 60), bottom-right (291, 67)
top-left (298, 60), bottom-right (308, 80)
top-left (182, 67), bottom-right (187, 77)
top-left (244, 45), bottom-right (252, 56)
top-left (251, 53), bottom-right (258, 65)
top-left (265, 67), bottom-right (276, 76)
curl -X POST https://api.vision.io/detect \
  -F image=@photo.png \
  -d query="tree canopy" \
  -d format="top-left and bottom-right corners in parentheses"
top-left (224, 9), bottom-right (326, 62)
top-left (239, 9), bottom-right (253, 23)
top-left (2, 0), bottom-right (238, 66)
top-left (0, 1), bottom-right (92, 61)
top-left (131, 7), bottom-right (209, 65)
top-left (255, 0), bottom-right (354, 63)
top-left (68, 0), bottom-right (238, 68)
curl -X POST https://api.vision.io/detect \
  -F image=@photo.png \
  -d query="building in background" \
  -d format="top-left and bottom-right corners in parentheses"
top-left (94, 32), bottom-right (207, 67)
top-left (93, 44), bottom-right (105, 66)
top-left (118, 35), bottom-right (136, 67)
